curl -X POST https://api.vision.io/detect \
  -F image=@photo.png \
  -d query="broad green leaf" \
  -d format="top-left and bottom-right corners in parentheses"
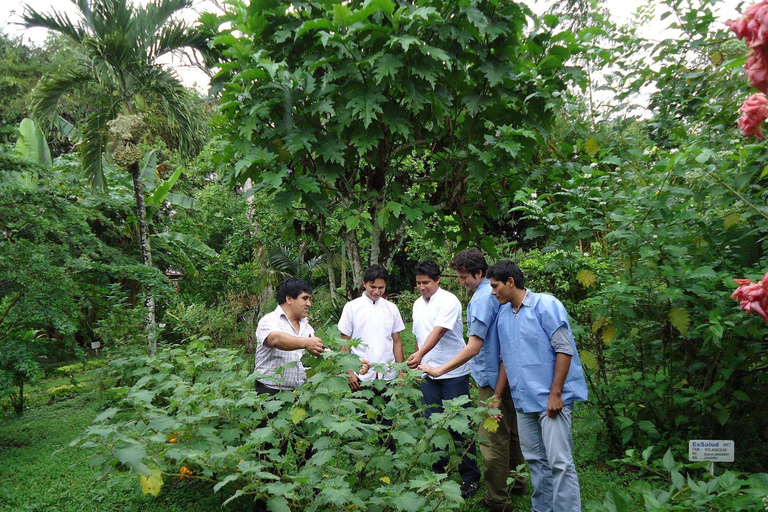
top-left (669, 308), bottom-right (689, 336)
top-left (723, 212), bottom-right (740, 229)
top-left (155, 231), bottom-right (219, 258)
top-left (579, 350), bottom-right (598, 371)
top-left (146, 166), bottom-right (182, 206)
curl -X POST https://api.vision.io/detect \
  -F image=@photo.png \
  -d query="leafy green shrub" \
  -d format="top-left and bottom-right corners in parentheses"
top-left (586, 448), bottom-right (768, 512)
top-left (0, 330), bottom-right (44, 415)
top-left (163, 296), bottom-right (248, 346)
top-left (72, 331), bottom-right (490, 510)
top-left (47, 383), bottom-right (79, 402)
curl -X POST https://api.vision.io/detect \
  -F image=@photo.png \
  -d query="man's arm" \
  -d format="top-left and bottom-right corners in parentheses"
top-left (419, 335), bottom-right (482, 377)
top-left (547, 352), bottom-right (571, 418)
top-left (340, 333), bottom-right (369, 391)
top-left (264, 332), bottom-right (324, 354)
top-left (406, 326), bottom-right (448, 368)
top-left (392, 332), bottom-right (405, 363)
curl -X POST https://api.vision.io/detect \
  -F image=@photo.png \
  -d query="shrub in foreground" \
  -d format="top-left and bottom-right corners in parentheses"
top-left (72, 332), bottom-right (492, 511)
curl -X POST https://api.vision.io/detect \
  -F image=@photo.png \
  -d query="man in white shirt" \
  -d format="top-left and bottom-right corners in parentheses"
top-left (338, 264), bottom-right (406, 390)
top-left (254, 277), bottom-right (325, 394)
top-left (406, 258), bottom-right (481, 498)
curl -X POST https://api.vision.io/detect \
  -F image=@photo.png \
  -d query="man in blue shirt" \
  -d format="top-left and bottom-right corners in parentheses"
top-left (419, 249), bottom-right (526, 511)
top-left (487, 260), bottom-right (588, 512)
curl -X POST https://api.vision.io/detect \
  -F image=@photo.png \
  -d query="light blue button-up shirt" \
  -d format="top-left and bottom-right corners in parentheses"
top-left (496, 290), bottom-right (588, 413)
top-left (467, 279), bottom-right (501, 388)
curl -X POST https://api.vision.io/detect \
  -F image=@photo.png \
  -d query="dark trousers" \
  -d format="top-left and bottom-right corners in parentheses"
top-left (421, 374), bottom-right (481, 484)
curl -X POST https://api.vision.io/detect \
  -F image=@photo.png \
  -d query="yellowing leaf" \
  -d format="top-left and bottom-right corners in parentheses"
top-left (724, 213), bottom-right (740, 229)
top-left (710, 51), bottom-right (723, 65)
top-left (585, 137), bottom-right (599, 158)
top-left (669, 307), bottom-right (690, 336)
top-left (380, 476), bottom-right (391, 484)
top-left (577, 269), bottom-right (597, 288)
top-left (602, 325), bottom-right (616, 346)
top-left (580, 350), bottom-right (598, 371)
top-left (139, 468), bottom-right (163, 497)
top-left (483, 416), bottom-right (499, 434)
top-left (365, 408), bottom-right (378, 420)
top-left (290, 407), bottom-right (306, 424)
top-left (591, 317), bottom-right (606, 333)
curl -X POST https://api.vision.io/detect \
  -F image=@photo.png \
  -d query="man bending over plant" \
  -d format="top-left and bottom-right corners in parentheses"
top-left (488, 261), bottom-right (588, 512)
top-left (254, 277), bottom-right (325, 394)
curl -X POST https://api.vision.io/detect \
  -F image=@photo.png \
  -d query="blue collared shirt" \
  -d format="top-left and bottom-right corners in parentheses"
top-left (496, 290), bottom-right (588, 413)
top-left (467, 279), bottom-right (501, 387)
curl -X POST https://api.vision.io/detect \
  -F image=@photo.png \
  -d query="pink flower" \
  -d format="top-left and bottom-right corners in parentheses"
top-left (732, 273), bottom-right (768, 324)
top-left (727, 1), bottom-right (768, 45)
top-left (737, 93), bottom-right (768, 138)
top-left (746, 49), bottom-right (768, 92)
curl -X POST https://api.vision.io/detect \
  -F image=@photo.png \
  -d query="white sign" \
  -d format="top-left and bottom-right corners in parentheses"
top-left (91, 341), bottom-right (101, 350)
top-left (688, 440), bottom-right (734, 462)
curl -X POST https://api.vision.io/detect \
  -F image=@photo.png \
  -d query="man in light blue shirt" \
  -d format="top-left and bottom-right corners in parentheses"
top-left (419, 249), bottom-right (526, 511)
top-left (487, 260), bottom-right (588, 512)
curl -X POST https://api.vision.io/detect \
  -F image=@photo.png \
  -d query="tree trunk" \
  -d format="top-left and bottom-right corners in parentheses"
top-left (343, 230), bottom-right (364, 293)
top-left (129, 160), bottom-right (157, 356)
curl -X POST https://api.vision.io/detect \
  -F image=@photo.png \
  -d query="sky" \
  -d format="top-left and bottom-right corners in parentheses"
top-left (0, 0), bottom-right (746, 93)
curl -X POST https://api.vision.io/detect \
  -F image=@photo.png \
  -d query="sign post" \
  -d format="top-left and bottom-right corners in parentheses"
top-left (688, 440), bottom-right (734, 475)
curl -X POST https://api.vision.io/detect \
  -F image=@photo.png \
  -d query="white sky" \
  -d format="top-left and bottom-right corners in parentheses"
top-left (0, 0), bottom-right (745, 93)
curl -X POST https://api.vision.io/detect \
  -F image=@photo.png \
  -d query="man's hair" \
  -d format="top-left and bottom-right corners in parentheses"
top-left (450, 248), bottom-right (488, 276)
top-left (413, 258), bottom-right (441, 280)
top-left (276, 277), bottom-right (313, 304)
top-left (363, 264), bottom-right (388, 284)
top-left (486, 260), bottom-right (525, 289)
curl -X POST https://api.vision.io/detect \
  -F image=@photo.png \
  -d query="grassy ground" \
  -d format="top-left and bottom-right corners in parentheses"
top-left (1, 360), bottom-right (628, 512)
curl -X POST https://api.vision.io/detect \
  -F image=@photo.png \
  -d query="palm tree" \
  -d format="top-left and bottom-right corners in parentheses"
top-left (23, 0), bottom-right (213, 355)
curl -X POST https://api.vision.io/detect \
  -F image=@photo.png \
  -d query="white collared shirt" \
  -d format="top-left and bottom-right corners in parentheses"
top-left (338, 294), bottom-right (405, 381)
top-left (254, 305), bottom-right (314, 390)
top-left (412, 287), bottom-right (471, 379)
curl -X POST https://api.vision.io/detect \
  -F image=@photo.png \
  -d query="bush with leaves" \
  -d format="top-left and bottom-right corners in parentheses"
top-left (72, 330), bottom-right (494, 511)
top-left (586, 448), bottom-right (768, 512)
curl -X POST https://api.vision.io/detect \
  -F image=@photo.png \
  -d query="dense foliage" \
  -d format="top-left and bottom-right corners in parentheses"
top-left (2, 0), bottom-right (768, 509)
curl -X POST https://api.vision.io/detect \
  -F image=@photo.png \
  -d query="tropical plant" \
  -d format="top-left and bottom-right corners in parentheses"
top-left (23, 0), bottom-right (214, 355)
top-left (213, 0), bottom-right (582, 289)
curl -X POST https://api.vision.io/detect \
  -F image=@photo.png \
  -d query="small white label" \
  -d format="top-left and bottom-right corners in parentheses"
top-left (688, 440), bottom-right (734, 462)
top-left (91, 341), bottom-right (101, 349)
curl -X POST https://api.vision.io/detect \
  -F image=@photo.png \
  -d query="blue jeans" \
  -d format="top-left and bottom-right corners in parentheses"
top-left (421, 374), bottom-right (481, 484)
top-left (516, 406), bottom-right (581, 512)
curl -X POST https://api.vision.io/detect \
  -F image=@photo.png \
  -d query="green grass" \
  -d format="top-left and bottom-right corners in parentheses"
top-left (1, 358), bottom-right (631, 512)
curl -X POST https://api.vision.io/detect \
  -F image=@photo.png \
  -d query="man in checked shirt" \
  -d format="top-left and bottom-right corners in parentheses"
top-left (254, 277), bottom-right (325, 394)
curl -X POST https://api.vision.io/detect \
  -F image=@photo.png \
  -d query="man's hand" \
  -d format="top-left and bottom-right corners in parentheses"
top-left (303, 336), bottom-right (325, 355)
top-left (406, 351), bottom-right (423, 369)
top-left (418, 363), bottom-right (442, 378)
top-left (488, 394), bottom-right (503, 421)
top-left (547, 392), bottom-right (563, 418)
top-left (347, 370), bottom-right (360, 391)
top-left (359, 358), bottom-right (370, 375)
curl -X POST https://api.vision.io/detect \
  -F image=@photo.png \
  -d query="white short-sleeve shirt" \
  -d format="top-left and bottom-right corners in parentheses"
top-left (412, 287), bottom-right (471, 379)
top-left (338, 294), bottom-right (405, 381)
top-left (254, 305), bottom-right (314, 390)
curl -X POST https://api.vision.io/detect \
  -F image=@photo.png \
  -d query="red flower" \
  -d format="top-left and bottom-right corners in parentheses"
top-left (731, 273), bottom-right (768, 324)
top-left (737, 93), bottom-right (768, 138)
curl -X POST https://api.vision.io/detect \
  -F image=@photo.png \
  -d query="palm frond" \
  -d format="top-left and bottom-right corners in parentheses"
top-left (139, 66), bottom-right (202, 159)
top-left (80, 98), bottom-right (121, 192)
top-left (30, 67), bottom-right (93, 122)
top-left (137, 0), bottom-right (194, 34)
top-left (151, 21), bottom-right (211, 63)
top-left (22, 5), bottom-right (87, 43)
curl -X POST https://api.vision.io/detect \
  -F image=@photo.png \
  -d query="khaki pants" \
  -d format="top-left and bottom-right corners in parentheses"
top-left (478, 385), bottom-right (527, 507)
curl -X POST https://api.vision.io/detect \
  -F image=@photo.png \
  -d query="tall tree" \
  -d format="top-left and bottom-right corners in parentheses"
top-left (214, 0), bottom-right (580, 290)
top-left (23, 0), bottom-right (213, 355)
